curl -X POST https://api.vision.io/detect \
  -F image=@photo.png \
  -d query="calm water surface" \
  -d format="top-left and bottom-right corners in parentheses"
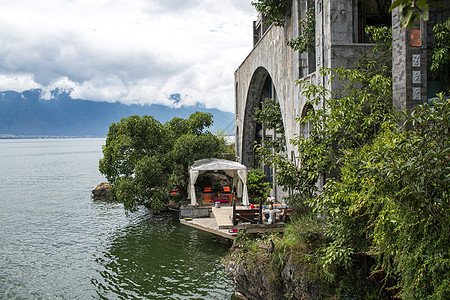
top-left (0, 138), bottom-right (234, 299)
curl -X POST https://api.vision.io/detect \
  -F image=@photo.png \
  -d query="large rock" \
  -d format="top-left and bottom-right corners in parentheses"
top-left (225, 241), bottom-right (283, 299)
top-left (91, 182), bottom-right (111, 200)
top-left (280, 256), bottom-right (321, 299)
top-left (225, 239), bottom-right (322, 299)
top-left (225, 255), bottom-right (281, 299)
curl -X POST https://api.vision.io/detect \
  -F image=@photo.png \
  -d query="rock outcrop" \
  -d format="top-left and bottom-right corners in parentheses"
top-left (279, 256), bottom-right (321, 299)
top-left (91, 182), bottom-right (111, 200)
top-left (225, 255), bottom-right (282, 299)
top-left (225, 239), bottom-right (322, 299)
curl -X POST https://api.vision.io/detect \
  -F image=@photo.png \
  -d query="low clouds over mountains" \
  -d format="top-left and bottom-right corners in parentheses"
top-left (0, 89), bottom-right (234, 137)
top-left (0, 1), bottom-right (255, 112)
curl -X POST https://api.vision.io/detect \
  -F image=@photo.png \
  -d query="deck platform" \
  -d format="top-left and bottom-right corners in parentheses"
top-left (180, 205), bottom-right (286, 240)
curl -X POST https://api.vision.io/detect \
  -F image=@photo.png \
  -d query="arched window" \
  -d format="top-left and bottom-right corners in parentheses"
top-left (300, 104), bottom-right (314, 139)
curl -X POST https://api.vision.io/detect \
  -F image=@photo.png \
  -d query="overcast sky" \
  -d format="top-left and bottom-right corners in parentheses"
top-left (0, 0), bottom-right (256, 112)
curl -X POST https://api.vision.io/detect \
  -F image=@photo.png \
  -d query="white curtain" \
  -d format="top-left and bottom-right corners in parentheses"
top-left (189, 169), bottom-right (199, 205)
top-left (234, 177), bottom-right (240, 197)
top-left (237, 169), bottom-right (249, 206)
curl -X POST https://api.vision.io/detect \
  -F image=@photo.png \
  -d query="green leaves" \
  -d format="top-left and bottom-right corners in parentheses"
top-left (430, 17), bottom-right (450, 91)
top-left (286, 7), bottom-right (315, 53)
top-left (251, 0), bottom-right (292, 27)
top-left (99, 112), bottom-right (225, 211)
top-left (187, 111), bottom-right (214, 135)
top-left (247, 169), bottom-right (271, 203)
top-left (390, 0), bottom-right (448, 28)
top-left (318, 99), bottom-right (450, 298)
top-left (254, 98), bottom-right (286, 153)
top-left (172, 133), bottom-right (223, 168)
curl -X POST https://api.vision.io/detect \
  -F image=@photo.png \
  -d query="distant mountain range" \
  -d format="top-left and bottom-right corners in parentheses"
top-left (0, 89), bottom-right (234, 138)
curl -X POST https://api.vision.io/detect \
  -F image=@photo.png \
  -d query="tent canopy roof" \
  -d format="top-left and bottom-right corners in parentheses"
top-left (190, 158), bottom-right (246, 173)
top-left (188, 158), bottom-right (249, 206)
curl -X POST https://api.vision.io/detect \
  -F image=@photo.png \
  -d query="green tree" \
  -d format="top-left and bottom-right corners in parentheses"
top-left (251, 0), bottom-right (292, 27)
top-left (365, 100), bottom-right (450, 299)
top-left (247, 169), bottom-right (271, 203)
top-left (99, 112), bottom-right (224, 211)
top-left (430, 17), bottom-right (450, 91)
top-left (390, 0), bottom-right (447, 28)
top-left (316, 98), bottom-right (450, 298)
top-left (254, 97), bottom-right (286, 153)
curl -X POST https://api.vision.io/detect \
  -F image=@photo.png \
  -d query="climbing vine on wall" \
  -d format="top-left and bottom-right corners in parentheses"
top-left (251, 0), bottom-right (292, 27)
top-left (286, 8), bottom-right (315, 53)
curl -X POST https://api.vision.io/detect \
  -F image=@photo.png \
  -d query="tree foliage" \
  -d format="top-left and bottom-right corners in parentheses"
top-left (285, 7), bottom-right (315, 53)
top-left (251, 0), bottom-right (292, 27)
top-left (99, 112), bottom-right (224, 211)
top-left (254, 97), bottom-right (286, 153)
top-left (250, 24), bottom-right (450, 298)
top-left (390, 0), bottom-right (447, 28)
top-left (316, 98), bottom-right (450, 298)
top-left (247, 169), bottom-right (271, 203)
top-left (430, 17), bottom-right (450, 91)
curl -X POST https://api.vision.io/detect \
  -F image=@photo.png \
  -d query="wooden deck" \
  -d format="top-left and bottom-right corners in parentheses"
top-left (180, 206), bottom-right (286, 240)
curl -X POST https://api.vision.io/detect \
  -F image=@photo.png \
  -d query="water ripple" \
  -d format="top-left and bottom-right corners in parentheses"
top-left (0, 139), bottom-right (234, 299)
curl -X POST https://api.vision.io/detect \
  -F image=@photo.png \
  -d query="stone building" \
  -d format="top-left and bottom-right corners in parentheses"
top-left (234, 0), bottom-right (449, 199)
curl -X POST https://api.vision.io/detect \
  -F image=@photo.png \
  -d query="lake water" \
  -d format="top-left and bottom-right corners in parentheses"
top-left (0, 138), bottom-right (234, 299)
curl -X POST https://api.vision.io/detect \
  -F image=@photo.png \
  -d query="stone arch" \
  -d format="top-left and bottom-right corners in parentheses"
top-left (241, 67), bottom-right (272, 167)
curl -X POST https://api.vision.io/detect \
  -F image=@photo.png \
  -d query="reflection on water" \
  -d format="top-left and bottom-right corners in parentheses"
top-left (0, 139), bottom-right (234, 299)
top-left (92, 209), bottom-right (233, 299)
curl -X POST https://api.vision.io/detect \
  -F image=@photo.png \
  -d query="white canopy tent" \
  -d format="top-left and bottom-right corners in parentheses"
top-left (188, 158), bottom-right (249, 206)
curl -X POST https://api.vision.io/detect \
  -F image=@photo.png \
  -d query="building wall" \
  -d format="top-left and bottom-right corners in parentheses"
top-left (234, 0), bottom-right (447, 201)
top-left (391, 5), bottom-right (449, 111)
top-left (234, 2), bottom-right (300, 168)
top-left (392, 9), bottom-right (428, 111)
top-left (235, 1), bottom-right (371, 169)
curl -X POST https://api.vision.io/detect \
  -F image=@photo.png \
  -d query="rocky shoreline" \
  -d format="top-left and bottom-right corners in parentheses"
top-left (91, 182), bottom-right (112, 200)
top-left (224, 238), bottom-right (322, 300)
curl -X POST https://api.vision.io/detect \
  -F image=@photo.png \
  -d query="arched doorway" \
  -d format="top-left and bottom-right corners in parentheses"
top-left (241, 67), bottom-right (286, 193)
top-left (241, 67), bottom-right (275, 168)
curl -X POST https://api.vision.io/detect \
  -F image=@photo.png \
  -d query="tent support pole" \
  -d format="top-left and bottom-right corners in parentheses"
top-left (232, 192), bottom-right (236, 226)
top-left (258, 197), bottom-right (263, 224)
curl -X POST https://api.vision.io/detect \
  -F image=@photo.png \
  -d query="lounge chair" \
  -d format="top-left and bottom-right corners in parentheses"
top-left (170, 187), bottom-right (179, 196)
top-left (204, 194), bottom-right (212, 203)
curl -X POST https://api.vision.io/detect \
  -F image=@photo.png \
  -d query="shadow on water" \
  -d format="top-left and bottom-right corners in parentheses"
top-left (91, 208), bottom-right (235, 299)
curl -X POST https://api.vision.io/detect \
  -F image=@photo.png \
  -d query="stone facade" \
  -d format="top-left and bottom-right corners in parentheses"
top-left (392, 9), bottom-right (428, 111)
top-left (235, 0), bottom-right (449, 199)
top-left (392, 5), bottom-right (449, 111)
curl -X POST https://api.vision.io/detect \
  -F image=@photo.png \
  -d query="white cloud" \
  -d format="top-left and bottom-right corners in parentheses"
top-left (0, 73), bottom-right (41, 91)
top-left (0, 0), bottom-right (257, 112)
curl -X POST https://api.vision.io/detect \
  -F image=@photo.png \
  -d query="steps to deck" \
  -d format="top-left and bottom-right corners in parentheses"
top-left (211, 207), bottom-right (233, 229)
